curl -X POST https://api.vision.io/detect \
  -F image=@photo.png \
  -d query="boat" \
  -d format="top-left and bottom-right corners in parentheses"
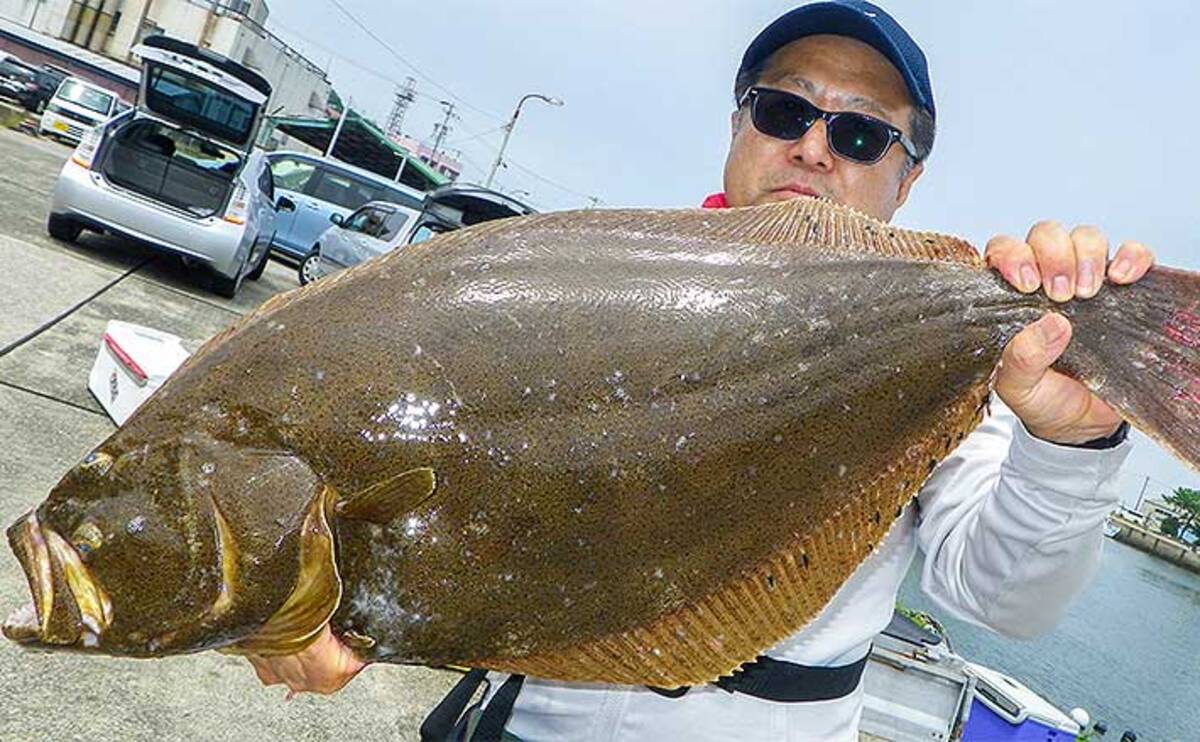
top-left (860, 611), bottom-right (1085, 740)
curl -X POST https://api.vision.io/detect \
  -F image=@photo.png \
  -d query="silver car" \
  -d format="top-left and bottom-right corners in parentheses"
top-left (46, 36), bottom-right (292, 297)
top-left (308, 185), bottom-right (535, 283)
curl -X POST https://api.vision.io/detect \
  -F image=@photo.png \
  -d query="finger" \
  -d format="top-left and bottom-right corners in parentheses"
top-left (1068, 225), bottom-right (1109, 299)
top-left (1108, 240), bottom-right (1156, 284)
top-left (1026, 221), bottom-right (1076, 302)
top-left (995, 313), bottom-right (1073, 398)
top-left (984, 235), bottom-right (1039, 293)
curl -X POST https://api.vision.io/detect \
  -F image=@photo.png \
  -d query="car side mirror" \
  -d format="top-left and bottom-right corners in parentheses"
top-left (330, 213), bottom-right (344, 227)
top-left (276, 196), bottom-right (296, 212)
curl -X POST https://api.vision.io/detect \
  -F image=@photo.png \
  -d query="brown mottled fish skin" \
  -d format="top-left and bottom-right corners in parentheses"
top-left (5, 199), bottom-right (1199, 688)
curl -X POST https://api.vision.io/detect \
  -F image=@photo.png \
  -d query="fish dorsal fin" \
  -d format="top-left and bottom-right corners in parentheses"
top-left (715, 198), bottom-right (981, 267)
top-left (336, 467), bottom-right (437, 524)
top-left (531, 197), bottom-right (980, 268)
top-left (232, 485), bottom-right (341, 656)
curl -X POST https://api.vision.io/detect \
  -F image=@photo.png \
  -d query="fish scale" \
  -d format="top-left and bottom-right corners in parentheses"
top-left (5, 198), bottom-right (1199, 689)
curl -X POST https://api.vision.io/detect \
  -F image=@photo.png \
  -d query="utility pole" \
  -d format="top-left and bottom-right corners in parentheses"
top-left (385, 77), bottom-right (417, 138)
top-left (429, 100), bottom-right (457, 171)
top-left (1134, 475), bottom-right (1152, 513)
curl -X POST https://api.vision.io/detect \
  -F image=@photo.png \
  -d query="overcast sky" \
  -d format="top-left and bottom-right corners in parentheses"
top-left (269, 0), bottom-right (1200, 503)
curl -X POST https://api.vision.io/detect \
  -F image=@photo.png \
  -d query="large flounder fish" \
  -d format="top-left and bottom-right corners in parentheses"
top-left (5, 199), bottom-right (1199, 688)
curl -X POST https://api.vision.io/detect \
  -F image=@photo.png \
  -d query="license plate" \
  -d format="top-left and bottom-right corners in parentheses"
top-left (52, 121), bottom-right (68, 133)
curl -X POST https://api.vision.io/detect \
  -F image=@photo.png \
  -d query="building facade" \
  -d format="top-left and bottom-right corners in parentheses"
top-left (390, 132), bottom-right (462, 182)
top-left (0, 0), bottom-right (331, 117)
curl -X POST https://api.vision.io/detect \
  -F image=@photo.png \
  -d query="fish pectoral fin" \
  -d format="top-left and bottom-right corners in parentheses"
top-left (231, 486), bottom-right (342, 656)
top-left (336, 467), bottom-right (437, 524)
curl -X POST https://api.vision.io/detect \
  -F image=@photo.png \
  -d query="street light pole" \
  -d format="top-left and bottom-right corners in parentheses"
top-left (486, 93), bottom-right (563, 188)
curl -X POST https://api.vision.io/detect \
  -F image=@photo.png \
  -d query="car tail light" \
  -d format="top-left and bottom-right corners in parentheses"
top-left (224, 181), bottom-right (249, 225)
top-left (70, 126), bottom-right (102, 169)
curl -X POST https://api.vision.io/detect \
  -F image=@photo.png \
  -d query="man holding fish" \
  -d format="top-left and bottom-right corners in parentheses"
top-left (10, 2), bottom-right (1190, 742)
top-left (245, 2), bottom-right (1156, 739)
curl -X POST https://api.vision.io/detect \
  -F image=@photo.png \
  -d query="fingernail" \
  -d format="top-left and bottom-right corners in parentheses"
top-left (1111, 258), bottom-right (1132, 282)
top-left (1077, 262), bottom-right (1096, 297)
top-left (1038, 314), bottom-right (1069, 343)
top-left (1050, 275), bottom-right (1070, 301)
top-left (1019, 264), bottom-right (1039, 292)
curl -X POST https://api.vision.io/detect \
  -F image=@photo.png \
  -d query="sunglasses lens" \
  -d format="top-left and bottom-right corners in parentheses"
top-left (750, 89), bottom-right (814, 140)
top-left (828, 115), bottom-right (892, 163)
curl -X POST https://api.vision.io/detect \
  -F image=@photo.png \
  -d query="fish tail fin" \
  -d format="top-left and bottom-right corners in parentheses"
top-left (1060, 266), bottom-right (1200, 470)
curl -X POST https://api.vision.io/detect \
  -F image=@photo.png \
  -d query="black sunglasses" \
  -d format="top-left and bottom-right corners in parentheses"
top-left (739, 86), bottom-right (919, 165)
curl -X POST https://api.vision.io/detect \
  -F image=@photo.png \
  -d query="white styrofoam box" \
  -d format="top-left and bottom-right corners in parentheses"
top-left (87, 320), bottom-right (191, 425)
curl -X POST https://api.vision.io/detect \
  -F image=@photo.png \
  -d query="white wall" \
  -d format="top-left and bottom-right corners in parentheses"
top-left (0, 0), bottom-right (75, 38)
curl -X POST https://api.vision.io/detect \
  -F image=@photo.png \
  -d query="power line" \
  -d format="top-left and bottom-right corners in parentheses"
top-left (446, 124), bottom-right (508, 147)
top-left (503, 156), bottom-right (601, 204)
top-left (273, 7), bottom-right (605, 206)
top-left (320, 0), bottom-right (504, 123)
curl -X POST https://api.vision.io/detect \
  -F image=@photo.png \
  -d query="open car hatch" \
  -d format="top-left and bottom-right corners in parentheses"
top-left (131, 36), bottom-right (271, 150)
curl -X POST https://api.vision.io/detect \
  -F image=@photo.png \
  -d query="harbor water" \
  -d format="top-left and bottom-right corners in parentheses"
top-left (899, 537), bottom-right (1200, 740)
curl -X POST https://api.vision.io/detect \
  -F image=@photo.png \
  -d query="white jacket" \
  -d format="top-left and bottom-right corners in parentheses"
top-left (479, 398), bottom-right (1130, 741)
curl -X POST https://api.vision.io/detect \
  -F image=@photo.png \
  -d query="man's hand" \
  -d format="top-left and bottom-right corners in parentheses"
top-left (984, 221), bottom-right (1155, 444)
top-left (246, 624), bottom-right (367, 698)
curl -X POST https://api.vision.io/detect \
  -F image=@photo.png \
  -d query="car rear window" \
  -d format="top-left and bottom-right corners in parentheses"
top-left (144, 63), bottom-right (257, 146)
top-left (56, 79), bottom-right (113, 114)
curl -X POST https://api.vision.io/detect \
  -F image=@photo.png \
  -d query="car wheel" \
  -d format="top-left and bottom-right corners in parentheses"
top-left (209, 248), bottom-right (251, 299)
top-left (209, 268), bottom-right (244, 299)
top-left (298, 246), bottom-right (320, 285)
top-left (47, 213), bottom-right (82, 242)
top-left (246, 235), bottom-right (273, 281)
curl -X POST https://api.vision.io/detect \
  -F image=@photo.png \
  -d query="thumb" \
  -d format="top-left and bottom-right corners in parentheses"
top-left (996, 313), bottom-right (1072, 396)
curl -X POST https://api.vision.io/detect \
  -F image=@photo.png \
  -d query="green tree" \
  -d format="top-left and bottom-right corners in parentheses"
top-left (1160, 515), bottom-right (1181, 538)
top-left (1164, 487), bottom-right (1200, 542)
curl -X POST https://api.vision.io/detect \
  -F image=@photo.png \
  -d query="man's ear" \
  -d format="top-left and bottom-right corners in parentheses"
top-left (730, 109), bottom-right (743, 142)
top-left (894, 160), bottom-right (924, 210)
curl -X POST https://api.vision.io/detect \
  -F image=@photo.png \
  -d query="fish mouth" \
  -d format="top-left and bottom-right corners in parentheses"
top-left (4, 511), bottom-right (111, 648)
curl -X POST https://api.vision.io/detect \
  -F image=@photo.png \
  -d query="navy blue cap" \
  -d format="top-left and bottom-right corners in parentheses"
top-left (739, 1), bottom-right (934, 119)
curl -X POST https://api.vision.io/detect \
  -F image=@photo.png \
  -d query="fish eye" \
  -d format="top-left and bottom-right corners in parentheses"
top-left (72, 522), bottom-right (104, 557)
top-left (80, 452), bottom-right (114, 476)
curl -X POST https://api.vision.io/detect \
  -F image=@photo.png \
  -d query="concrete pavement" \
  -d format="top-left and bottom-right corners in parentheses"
top-left (0, 129), bottom-right (458, 741)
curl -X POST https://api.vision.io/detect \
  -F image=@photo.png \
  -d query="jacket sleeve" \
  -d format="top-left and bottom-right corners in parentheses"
top-left (915, 397), bottom-right (1131, 638)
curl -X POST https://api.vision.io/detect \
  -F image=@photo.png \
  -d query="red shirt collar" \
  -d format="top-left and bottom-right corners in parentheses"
top-left (701, 192), bottom-right (729, 209)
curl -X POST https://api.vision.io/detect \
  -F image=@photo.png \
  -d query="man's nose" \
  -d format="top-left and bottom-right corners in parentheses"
top-left (787, 119), bottom-right (834, 172)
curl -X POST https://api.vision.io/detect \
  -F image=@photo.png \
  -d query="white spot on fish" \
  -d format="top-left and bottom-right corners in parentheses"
top-left (675, 435), bottom-right (689, 451)
top-left (126, 515), bottom-right (146, 535)
top-left (315, 370), bottom-right (325, 381)
top-left (413, 345), bottom-right (423, 357)
top-left (403, 517), bottom-right (425, 537)
top-left (773, 434), bottom-right (783, 444)
top-left (838, 464), bottom-right (848, 477)
top-left (200, 462), bottom-right (215, 475)
top-left (654, 567), bottom-right (664, 579)
top-left (457, 432), bottom-right (469, 443)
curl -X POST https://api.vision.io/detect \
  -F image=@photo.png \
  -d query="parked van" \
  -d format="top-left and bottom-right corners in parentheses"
top-left (47, 36), bottom-right (291, 297)
top-left (39, 76), bottom-right (122, 143)
top-left (266, 150), bottom-right (425, 264)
